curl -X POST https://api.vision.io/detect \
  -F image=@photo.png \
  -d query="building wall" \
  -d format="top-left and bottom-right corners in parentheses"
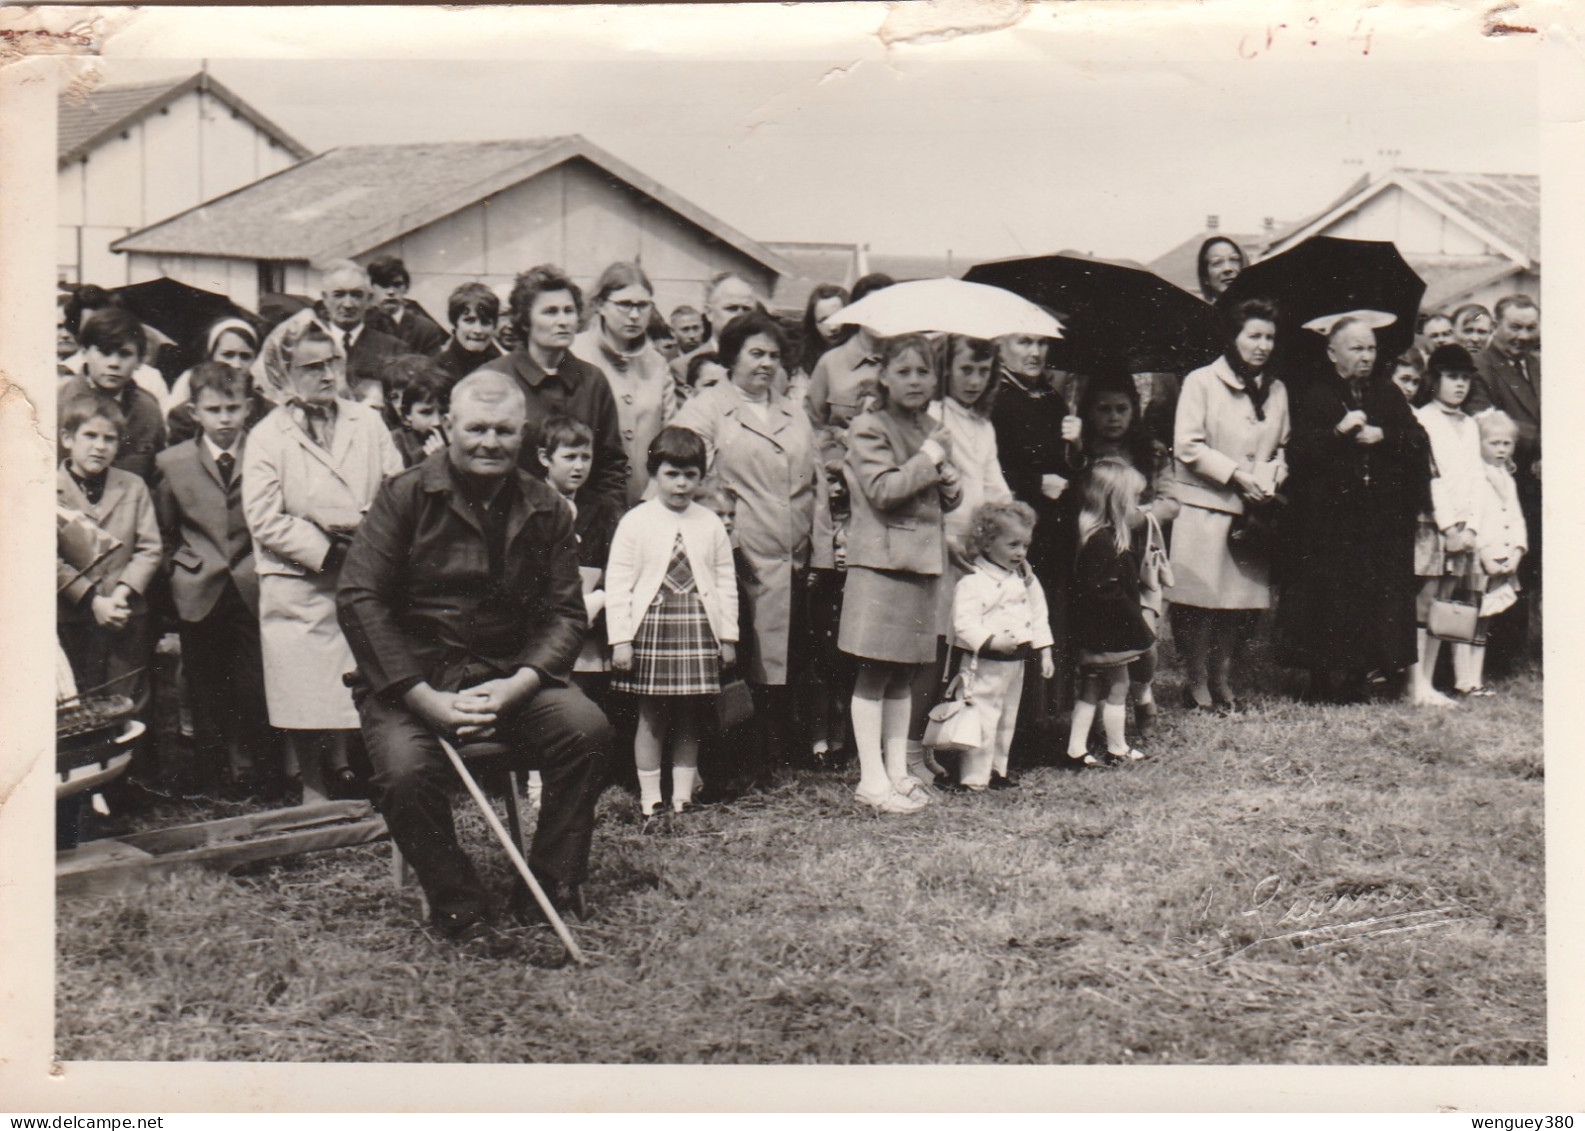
top-left (363, 157), bottom-right (779, 330)
top-left (1314, 187), bottom-right (1493, 257)
top-left (59, 86), bottom-right (299, 285)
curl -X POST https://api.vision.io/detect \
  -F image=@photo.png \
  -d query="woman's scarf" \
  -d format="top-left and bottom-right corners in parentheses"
top-left (1225, 351), bottom-right (1271, 421)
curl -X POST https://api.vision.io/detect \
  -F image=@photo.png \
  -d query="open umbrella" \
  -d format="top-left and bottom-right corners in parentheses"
top-left (964, 252), bottom-right (1221, 375)
top-left (829, 277), bottom-right (1063, 341)
top-left (112, 277), bottom-right (260, 351)
top-left (1216, 236), bottom-right (1426, 359)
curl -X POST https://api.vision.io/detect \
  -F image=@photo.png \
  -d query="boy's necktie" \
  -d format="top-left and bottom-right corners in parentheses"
top-left (217, 451), bottom-right (235, 487)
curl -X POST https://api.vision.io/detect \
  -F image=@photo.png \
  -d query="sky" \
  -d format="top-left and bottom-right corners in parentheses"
top-left (93, 51), bottom-right (1539, 268)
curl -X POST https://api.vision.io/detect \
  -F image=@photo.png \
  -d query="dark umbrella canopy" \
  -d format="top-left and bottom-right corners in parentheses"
top-left (964, 252), bottom-right (1222, 375)
top-left (112, 277), bottom-right (260, 354)
top-left (1216, 236), bottom-right (1427, 361)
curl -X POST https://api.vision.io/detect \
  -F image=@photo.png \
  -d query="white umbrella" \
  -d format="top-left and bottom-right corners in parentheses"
top-left (830, 277), bottom-right (1064, 341)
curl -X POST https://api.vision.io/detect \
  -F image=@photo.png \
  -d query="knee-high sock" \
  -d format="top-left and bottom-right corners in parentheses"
top-left (1102, 702), bottom-right (1128, 753)
top-left (1067, 699), bottom-right (1097, 757)
top-left (850, 694), bottom-right (887, 795)
top-left (882, 695), bottom-right (912, 785)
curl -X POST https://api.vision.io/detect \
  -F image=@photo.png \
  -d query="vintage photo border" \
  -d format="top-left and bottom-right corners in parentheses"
top-left (1, 1), bottom-right (1581, 1112)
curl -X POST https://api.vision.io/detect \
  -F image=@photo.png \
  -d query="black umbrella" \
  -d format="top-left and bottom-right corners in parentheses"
top-left (963, 252), bottom-right (1222, 375)
top-left (112, 277), bottom-right (259, 352)
top-left (1216, 236), bottom-right (1426, 360)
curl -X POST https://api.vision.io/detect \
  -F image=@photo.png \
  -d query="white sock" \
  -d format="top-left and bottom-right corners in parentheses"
top-left (882, 696), bottom-right (911, 785)
top-left (1067, 700), bottom-right (1097, 757)
top-left (1102, 702), bottom-right (1128, 753)
top-left (1468, 644), bottom-right (1487, 690)
top-left (850, 695), bottom-right (887, 795)
top-left (637, 768), bottom-right (663, 812)
top-left (671, 765), bottom-right (697, 809)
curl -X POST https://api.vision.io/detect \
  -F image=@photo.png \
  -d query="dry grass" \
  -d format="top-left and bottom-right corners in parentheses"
top-left (56, 669), bottom-right (1544, 1065)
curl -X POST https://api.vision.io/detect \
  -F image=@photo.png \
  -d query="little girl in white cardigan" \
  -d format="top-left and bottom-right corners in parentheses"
top-left (606, 428), bottom-right (738, 816)
top-left (948, 501), bottom-right (1055, 790)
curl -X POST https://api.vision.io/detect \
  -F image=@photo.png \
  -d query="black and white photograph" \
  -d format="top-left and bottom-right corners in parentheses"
top-left (2, 0), bottom-right (1580, 1113)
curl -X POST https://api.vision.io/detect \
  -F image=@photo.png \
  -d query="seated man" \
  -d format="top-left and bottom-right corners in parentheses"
top-left (337, 370), bottom-right (611, 940)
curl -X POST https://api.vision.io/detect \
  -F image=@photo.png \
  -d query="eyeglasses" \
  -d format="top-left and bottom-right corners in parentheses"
top-left (607, 299), bottom-right (654, 316)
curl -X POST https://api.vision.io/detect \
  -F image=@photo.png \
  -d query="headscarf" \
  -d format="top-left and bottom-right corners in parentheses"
top-left (205, 317), bottom-right (259, 360)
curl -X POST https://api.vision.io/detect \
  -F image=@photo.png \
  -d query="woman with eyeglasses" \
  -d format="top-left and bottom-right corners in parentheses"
top-left (574, 261), bottom-right (676, 506)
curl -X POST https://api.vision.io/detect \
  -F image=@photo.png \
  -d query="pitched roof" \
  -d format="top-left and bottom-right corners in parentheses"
top-left (112, 135), bottom-right (794, 279)
top-left (58, 72), bottom-right (311, 166)
top-left (1266, 168), bottom-right (1539, 267)
top-left (1409, 255), bottom-right (1527, 312)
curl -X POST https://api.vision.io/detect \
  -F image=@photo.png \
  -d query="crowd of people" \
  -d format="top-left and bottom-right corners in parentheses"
top-left (54, 239), bottom-right (1541, 939)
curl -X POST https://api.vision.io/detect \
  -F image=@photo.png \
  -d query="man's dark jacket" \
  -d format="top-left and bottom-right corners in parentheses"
top-left (336, 451), bottom-right (587, 700)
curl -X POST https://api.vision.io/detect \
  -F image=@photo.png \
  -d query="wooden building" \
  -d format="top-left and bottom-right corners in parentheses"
top-left (112, 135), bottom-right (792, 325)
top-left (1260, 168), bottom-right (1540, 314)
top-left (58, 72), bottom-right (311, 286)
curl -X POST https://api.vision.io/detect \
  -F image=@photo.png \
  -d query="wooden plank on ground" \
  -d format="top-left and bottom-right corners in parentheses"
top-left (57, 813), bottom-right (389, 900)
top-left (115, 800), bottom-right (375, 854)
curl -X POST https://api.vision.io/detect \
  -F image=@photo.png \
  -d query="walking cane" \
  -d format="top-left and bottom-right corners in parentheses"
top-left (436, 735), bottom-right (589, 966)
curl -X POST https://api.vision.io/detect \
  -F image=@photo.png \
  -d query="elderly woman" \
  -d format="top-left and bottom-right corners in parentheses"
top-left (475, 264), bottom-right (629, 514)
top-left (573, 261), bottom-right (675, 505)
top-left (242, 320), bottom-right (403, 800)
top-left (432, 282), bottom-right (503, 384)
top-left (1279, 313), bottom-right (1430, 703)
top-left (1166, 299), bottom-right (1289, 713)
top-left (166, 317), bottom-right (273, 445)
top-left (1197, 237), bottom-right (1246, 304)
top-left (674, 310), bottom-right (825, 763)
top-left (990, 330), bottom-right (1082, 732)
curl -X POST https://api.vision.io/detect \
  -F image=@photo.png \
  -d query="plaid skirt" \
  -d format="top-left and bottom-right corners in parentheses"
top-left (612, 537), bottom-right (722, 697)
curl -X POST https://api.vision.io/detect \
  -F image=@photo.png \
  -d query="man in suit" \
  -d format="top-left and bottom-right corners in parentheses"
top-left (155, 362), bottom-right (275, 797)
top-left (367, 255), bottom-right (448, 356)
top-left (337, 370), bottom-right (611, 942)
top-left (254, 260), bottom-right (409, 411)
top-left (1467, 294), bottom-right (1541, 664)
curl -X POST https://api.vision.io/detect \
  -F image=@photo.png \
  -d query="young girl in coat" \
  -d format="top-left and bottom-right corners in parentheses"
top-left (949, 501), bottom-right (1055, 790)
top-left (1409, 345), bottom-right (1484, 708)
top-left (1455, 411), bottom-right (1528, 697)
top-left (1066, 459), bottom-right (1156, 765)
top-left (928, 335), bottom-right (1012, 573)
top-left (607, 426), bottom-right (738, 817)
top-left (839, 333), bottom-right (962, 813)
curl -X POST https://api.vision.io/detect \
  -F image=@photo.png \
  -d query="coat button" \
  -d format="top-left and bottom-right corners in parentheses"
top-left (623, 429), bottom-right (635, 440)
top-left (623, 394), bottom-right (634, 404)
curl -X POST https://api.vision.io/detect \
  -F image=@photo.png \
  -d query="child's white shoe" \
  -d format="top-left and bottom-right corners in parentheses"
top-left (854, 783), bottom-right (927, 813)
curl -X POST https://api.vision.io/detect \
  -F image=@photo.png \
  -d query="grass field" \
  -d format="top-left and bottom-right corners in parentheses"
top-left (55, 667), bottom-right (1544, 1065)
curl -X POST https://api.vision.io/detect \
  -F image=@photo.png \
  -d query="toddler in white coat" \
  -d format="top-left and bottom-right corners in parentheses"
top-left (1456, 411), bottom-right (1529, 696)
top-left (948, 501), bottom-right (1055, 790)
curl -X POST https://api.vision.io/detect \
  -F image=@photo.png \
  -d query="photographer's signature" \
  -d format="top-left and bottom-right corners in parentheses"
top-left (1176, 874), bottom-right (1483, 966)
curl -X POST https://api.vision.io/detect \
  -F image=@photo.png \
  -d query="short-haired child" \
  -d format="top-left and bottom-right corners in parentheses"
top-left (950, 501), bottom-right (1054, 790)
top-left (607, 426), bottom-right (738, 816)
top-left (389, 361), bottom-right (451, 468)
top-left (57, 395), bottom-right (163, 719)
top-left (1456, 411), bottom-right (1529, 696)
top-left (1066, 459), bottom-right (1155, 765)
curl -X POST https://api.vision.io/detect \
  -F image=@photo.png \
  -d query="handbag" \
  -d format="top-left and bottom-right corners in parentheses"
top-left (922, 648), bottom-right (983, 754)
top-left (1138, 511), bottom-right (1173, 630)
top-left (712, 676), bottom-right (755, 734)
top-left (1426, 592), bottom-right (1481, 643)
top-left (1228, 491), bottom-right (1286, 560)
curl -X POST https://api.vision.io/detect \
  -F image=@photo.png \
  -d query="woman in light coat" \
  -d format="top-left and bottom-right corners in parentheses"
top-left (573, 261), bottom-right (675, 506)
top-left (1166, 297), bottom-right (1290, 713)
top-left (242, 320), bottom-right (402, 798)
top-left (673, 310), bottom-right (826, 767)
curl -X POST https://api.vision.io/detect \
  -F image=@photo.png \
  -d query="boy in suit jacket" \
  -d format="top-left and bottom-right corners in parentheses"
top-left (57, 394), bottom-right (163, 719)
top-left (155, 363), bottom-right (275, 797)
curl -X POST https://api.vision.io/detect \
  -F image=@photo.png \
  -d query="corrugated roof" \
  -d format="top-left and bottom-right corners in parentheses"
top-left (1267, 168), bottom-right (1540, 267)
top-left (1410, 255), bottom-right (1526, 311)
top-left (58, 72), bottom-right (311, 166)
top-left (1401, 169), bottom-right (1539, 263)
top-left (113, 135), bottom-right (793, 279)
